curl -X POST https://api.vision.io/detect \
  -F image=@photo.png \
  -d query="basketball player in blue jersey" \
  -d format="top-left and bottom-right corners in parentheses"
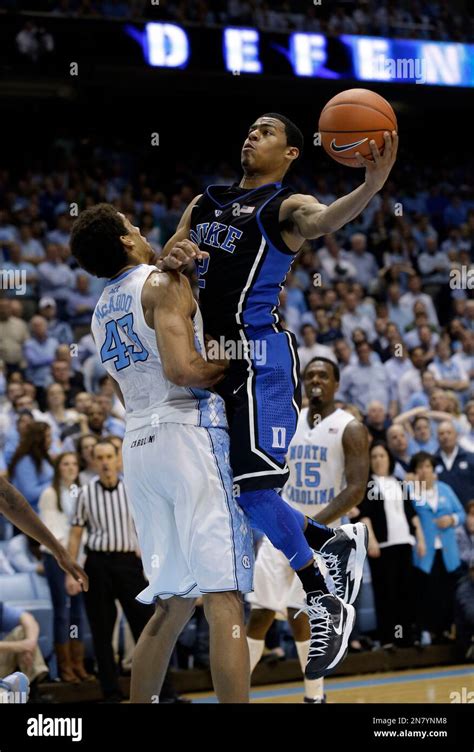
top-left (247, 357), bottom-right (369, 697)
top-left (70, 205), bottom-right (254, 703)
top-left (162, 113), bottom-right (397, 677)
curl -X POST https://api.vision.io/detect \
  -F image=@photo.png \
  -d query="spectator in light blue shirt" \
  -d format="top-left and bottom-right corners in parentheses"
top-left (46, 214), bottom-right (71, 249)
top-left (383, 344), bottom-right (414, 413)
top-left (405, 369), bottom-right (437, 410)
top-left (23, 315), bottom-right (58, 388)
top-left (428, 339), bottom-right (470, 406)
top-left (417, 237), bottom-right (450, 287)
top-left (8, 422), bottom-right (54, 513)
top-left (37, 243), bottom-right (75, 306)
top-left (386, 283), bottom-right (413, 334)
top-left (72, 267), bottom-right (106, 301)
top-left (336, 340), bottom-right (389, 414)
top-left (0, 209), bottom-right (18, 244)
top-left (341, 291), bottom-right (376, 343)
top-left (18, 224), bottom-right (45, 265)
top-left (345, 233), bottom-right (379, 292)
top-left (408, 415), bottom-right (439, 455)
top-left (96, 394), bottom-right (125, 438)
top-left (66, 273), bottom-right (99, 328)
top-left (38, 297), bottom-right (73, 345)
top-left (3, 410), bottom-right (35, 466)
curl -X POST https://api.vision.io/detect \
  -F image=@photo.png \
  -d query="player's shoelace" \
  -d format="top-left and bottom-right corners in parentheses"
top-left (294, 595), bottom-right (332, 658)
top-left (318, 551), bottom-right (345, 600)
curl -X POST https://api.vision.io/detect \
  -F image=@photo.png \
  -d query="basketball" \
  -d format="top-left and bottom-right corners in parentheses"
top-left (319, 88), bottom-right (398, 167)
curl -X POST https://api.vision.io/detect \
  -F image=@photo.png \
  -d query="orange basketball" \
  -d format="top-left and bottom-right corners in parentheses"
top-left (318, 88), bottom-right (397, 167)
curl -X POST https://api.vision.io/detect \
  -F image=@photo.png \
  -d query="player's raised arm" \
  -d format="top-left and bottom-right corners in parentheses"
top-left (142, 270), bottom-right (227, 388)
top-left (311, 421), bottom-right (370, 526)
top-left (158, 194), bottom-right (208, 269)
top-left (281, 131), bottom-right (398, 240)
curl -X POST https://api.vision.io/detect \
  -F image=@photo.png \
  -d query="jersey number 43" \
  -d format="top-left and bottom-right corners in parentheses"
top-left (100, 313), bottom-right (149, 371)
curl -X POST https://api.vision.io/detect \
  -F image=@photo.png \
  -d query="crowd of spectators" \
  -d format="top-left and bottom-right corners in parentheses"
top-left (3, 0), bottom-right (474, 43)
top-left (0, 134), bottom-right (473, 698)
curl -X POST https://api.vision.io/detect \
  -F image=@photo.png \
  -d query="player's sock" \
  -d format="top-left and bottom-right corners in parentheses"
top-left (238, 489), bottom-right (314, 571)
top-left (285, 505), bottom-right (334, 550)
top-left (303, 516), bottom-right (334, 551)
top-left (295, 640), bottom-right (325, 701)
top-left (296, 558), bottom-right (329, 594)
top-left (247, 637), bottom-right (265, 673)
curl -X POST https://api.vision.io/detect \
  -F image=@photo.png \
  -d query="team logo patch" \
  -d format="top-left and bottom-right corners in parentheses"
top-left (242, 555), bottom-right (251, 569)
top-left (214, 209), bottom-right (222, 217)
top-left (271, 426), bottom-right (286, 449)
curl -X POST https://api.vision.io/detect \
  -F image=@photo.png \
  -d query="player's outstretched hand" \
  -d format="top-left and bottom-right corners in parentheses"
top-left (57, 551), bottom-right (89, 592)
top-left (161, 240), bottom-right (209, 271)
top-left (355, 130), bottom-right (398, 193)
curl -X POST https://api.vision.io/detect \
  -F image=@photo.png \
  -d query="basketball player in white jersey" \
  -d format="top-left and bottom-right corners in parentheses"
top-left (247, 357), bottom-right (369, 699)
top-left (70, 204), bottom-right (254, 703)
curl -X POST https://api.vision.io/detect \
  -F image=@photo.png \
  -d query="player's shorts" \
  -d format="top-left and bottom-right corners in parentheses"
top-left (246, 535), bottom-right (331, 618)
top-left (216, 329), bottom-right (301, 493)
top-left (122, 423), bottom-right (254, 603)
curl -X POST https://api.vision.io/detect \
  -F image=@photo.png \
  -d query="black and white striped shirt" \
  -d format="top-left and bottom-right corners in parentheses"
top-left (72, 478), bottom-right (138, 553)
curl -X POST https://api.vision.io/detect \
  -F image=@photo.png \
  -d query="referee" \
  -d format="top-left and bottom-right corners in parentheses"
top-left (66, 438), bottom-right (153, 702)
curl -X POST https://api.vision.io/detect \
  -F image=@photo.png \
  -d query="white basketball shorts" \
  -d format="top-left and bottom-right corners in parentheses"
top-left (122, 423), bottom-right (254, 602)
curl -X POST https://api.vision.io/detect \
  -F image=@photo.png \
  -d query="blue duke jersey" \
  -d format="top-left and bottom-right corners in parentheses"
top-left (91, 264), bottom-right (227, 433)
top-left (190, 182), bottom-right (302, 491)
top-left (191, 182), bottom-right (296, 340)
top-left (282, 407), bottom-right (356, 516)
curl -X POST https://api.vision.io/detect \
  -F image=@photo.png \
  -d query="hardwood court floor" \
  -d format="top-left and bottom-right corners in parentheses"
top-left (185, 665), bottom-right (474, 703)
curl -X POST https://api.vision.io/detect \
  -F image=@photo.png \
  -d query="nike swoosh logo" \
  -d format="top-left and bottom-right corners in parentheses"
top-left (233, 382), bottom-right (246, 395)
top-left (330, 137), bottom-right (368, 153)
top-left (289, 553), bottom-right (298, 563)
top-left (333, 615), bottom-right (344, 635)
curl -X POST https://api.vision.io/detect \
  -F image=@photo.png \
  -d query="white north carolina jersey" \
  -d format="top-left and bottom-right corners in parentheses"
top-left (247, 407), bottom-right (356, 614)
top-left (282, 407), bottom-right (356, 516)
top-left (91, 264), bottom-right (227, 433)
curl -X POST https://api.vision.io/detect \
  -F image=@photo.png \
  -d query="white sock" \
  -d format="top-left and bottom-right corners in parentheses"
top-left (296, 640), bottom-right (324, 701)
top-left (247, 637), bottom-right (265, 673)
